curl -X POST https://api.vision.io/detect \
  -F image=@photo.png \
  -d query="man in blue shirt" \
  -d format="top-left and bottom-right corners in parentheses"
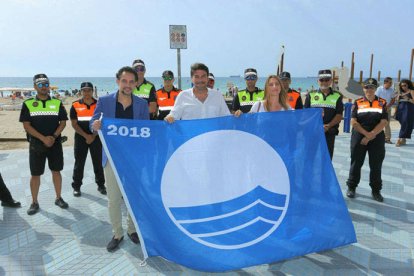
top-left (375, 77), bottom-right (395, 143)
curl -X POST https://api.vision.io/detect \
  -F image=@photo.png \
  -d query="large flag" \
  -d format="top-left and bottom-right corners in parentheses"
top-left (99, 108), bottom-right (356, 272)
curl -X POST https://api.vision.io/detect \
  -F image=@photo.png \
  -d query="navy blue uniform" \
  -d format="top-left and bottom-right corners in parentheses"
top-left (346, 96), bottom-right (388, 192)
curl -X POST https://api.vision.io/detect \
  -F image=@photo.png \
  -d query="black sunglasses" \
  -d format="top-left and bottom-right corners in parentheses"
top-left (319, 78), bottom-right (331, 82)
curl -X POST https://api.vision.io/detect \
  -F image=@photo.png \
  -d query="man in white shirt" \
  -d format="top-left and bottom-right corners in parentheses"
top-left (165, 63), bottom-right (230, 122)
top-left (375, 77), bottom-right (395, 143)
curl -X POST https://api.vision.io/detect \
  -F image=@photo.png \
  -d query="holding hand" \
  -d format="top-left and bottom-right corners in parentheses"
top-left (164, 115), bottom-right (175, 124)
top-left (234, 110), bottom-right (242, 117)
top-left (360, 137), bottom-right (369, 146)
top-left (92, 120), bottom-right (102, 132)
top-left (85, 134), bottom-right (95, 144)
top-left (365, 131), bottom-right (376, 140)
top-left (43, 136), bottom-right (55, 147)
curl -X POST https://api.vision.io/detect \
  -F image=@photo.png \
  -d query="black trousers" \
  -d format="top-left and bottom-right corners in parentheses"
top-left (0, 173), bottom-right (13, 202)
top-left (346, 130), bottom-right (385, 192)
top-left (72, 134), bottom-right (105, 190)
top-left (325, 133), bottom-right (336, 160)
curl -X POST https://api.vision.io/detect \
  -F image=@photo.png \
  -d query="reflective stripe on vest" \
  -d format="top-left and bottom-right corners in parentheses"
top-left (72, 101), bottom-right (96, 121)
top-left (158, 106), bottom-right (173, 111)
top-left (25, 98), bottom-right (61, 117)
top-left (309, 91), bottom-right (341, 109)
top-left (237, 90), bottom-right (264, 106)
top-left (133, 83), bottom-right (153, 99)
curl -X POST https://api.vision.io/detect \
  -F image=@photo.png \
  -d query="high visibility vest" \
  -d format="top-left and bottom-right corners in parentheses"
top-left (237, 89), bottom-right (264, 106)
top-left (156, 88), bottom-right (181, 112)
top-left (354, 96), bottom-right (387, 131)
top-left (72, 100), bottom-right (96, 121)
top-left (308, 90), bottom-right (341, 109)
top-left (133, 82), bottom-right (154, 99)
top-left (355, 97), bottom-right (386, 115)
top-left (24, 98), bottom-right (61, 117)
top-left (287, 90), bottom-right (301, 109)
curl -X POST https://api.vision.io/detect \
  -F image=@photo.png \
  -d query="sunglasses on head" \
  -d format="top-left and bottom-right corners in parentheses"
top-left (245, 75), bottom-right (257, 81)
top-left (37, 83), bottom-right (49, 88)
top-left (135, 67), bottom-right (145, 72)
top-left (163, 76), bottom-right (173, 81)
top-left (319, 78), bottom-right (331, 82)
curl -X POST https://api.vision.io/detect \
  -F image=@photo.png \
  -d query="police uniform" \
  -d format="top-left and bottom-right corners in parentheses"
top-left (231, 87), bottom-right (264, 113)
top-left (304, 88), bottom-right (343, 159)
top-left (70, 97), bottom-right (105, 193)
top-left (279, 71), bottom-right (303, 110)
top-left (156, 87), bottom-right (181, 120)
top-left (287, 88), bottom-right (303, 110)
top-left (346, 95), bottom-right (388, 196)
top-left (133, 79), bottom-right (157, 119)
top-left (19, 95), bottom-right (68, 175)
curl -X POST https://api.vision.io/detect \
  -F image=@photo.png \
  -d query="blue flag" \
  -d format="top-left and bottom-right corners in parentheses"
top-left (99, 108), bottom-right (356, 272)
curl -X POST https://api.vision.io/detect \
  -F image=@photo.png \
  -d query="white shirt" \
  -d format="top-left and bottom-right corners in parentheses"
top-left (169, 88), bottom-right (230, 120)
top-left (375, 86), bottom-right (395, 104)
top-left (250, 100), bottom-right (291, 113)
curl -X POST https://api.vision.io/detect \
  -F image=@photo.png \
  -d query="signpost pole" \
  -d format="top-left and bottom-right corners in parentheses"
top-left (177, 48), bottom-right (181, 89)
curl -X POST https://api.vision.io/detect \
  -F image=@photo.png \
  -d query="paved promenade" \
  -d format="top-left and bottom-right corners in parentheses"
top-left (0, 131), bottom-right (413, 275)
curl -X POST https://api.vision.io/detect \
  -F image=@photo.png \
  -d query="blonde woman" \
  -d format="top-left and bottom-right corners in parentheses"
top-left (250, 75), bottom-right (291, 113)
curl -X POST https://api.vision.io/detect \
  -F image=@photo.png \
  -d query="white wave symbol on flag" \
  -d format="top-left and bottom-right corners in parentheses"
top-left (169, 185), bottom-right (288, 249)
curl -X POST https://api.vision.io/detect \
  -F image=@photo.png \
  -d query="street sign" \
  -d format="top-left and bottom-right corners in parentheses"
top-left (169, 25), bottom-right (187, 49)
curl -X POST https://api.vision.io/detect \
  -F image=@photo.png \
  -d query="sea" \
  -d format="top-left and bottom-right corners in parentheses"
top-left (0, 77), bottom-right (318, 97)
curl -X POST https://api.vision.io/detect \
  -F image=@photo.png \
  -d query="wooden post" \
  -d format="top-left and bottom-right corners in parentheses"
top-left (350, 52), bottom-right (355, 80)
top-left (280, 53), bottom-right (284, 73)
top-left (369, 54), bottom-right (374, 78)
top-left (359, 71), bottom-right (363, 83)
top-left (398, 70), bottom-right (401, 82)
top-left (378, 71), bottom-right (381, 82)
top-left (409, 48), bottom-right (414, 81)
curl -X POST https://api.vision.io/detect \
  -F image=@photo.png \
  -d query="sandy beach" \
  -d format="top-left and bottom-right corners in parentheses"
top-left (0, 96), bottom-right (401, 151)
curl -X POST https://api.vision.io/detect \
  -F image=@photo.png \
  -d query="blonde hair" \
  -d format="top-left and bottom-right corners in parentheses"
top-left (264, 75), bottom-right (289, 111)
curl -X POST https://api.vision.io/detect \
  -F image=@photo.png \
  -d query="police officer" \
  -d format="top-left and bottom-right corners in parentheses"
top-left (279, 71), bottom-right (303, 110)
top-left (156, 70), bottom-right (181, 120)
top-left (19, 74), bottom-right (69, 215)
top-left (304, 69), bottom-right (343, 159)
top-left (70, 82), bottom-right (106, 197)
top-left (132, 59), bottom-right (157, 119)
top-left (0, 173), bottom-right (21, 208)
top-left (346, 78), bottom-right (388, 202)
top-left (232, 68), bottom-right (264, 113)
top-left (207, 73), bottom-right (215, 89)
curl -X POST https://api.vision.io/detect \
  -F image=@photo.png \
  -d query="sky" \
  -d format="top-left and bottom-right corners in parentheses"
top-left (1, 0), bottom-right (413, 78)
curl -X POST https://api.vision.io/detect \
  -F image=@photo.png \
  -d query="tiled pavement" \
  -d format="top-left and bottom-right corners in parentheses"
top-left (0, 131), bottom-right (413, 275)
